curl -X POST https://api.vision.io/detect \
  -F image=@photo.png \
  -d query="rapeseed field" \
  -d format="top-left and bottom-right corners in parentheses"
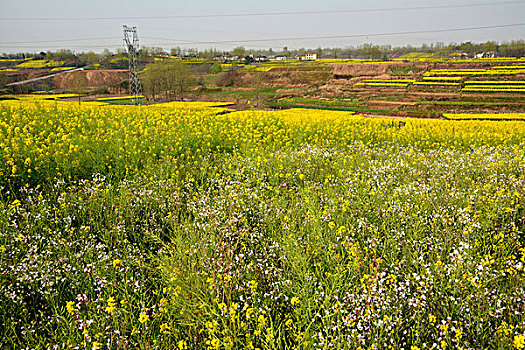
top-left (0, 100), bottom-right (524, 349)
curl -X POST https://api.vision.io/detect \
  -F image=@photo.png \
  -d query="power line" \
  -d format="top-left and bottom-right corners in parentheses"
top-left (1, 36), bottom-right (215, 46)
top-left (0, 23), bottom-right (523, 50)
top-left (0, 44), bottom-right (122, 49)
top-left (132, 23), bottom-right (525, 46)
top-left (0, 37), bottom-right (121, 44)
top-left (141, 37), bottom-right (273, 49)
top-left (1, 1), bottom-right (523, 21)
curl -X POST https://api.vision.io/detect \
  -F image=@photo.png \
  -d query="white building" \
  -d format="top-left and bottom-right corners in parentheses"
top-left (297, 53), bottom-right (317, 60)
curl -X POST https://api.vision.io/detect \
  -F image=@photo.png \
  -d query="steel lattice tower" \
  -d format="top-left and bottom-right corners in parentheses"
top-left (123, 25), bottom-right (142, 105)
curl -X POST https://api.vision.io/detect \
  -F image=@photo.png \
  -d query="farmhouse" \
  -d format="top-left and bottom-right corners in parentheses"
top-left (297, 53), bottom-right (317, 60)
top-left (474, 52), bottom-right (497, 58)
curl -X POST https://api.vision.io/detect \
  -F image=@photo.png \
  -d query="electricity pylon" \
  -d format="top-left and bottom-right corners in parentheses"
top-left (123, 25), bottom-right (142, 105)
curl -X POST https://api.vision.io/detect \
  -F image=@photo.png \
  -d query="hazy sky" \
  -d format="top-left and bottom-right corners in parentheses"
top-left (0, 0), bottom-right (524, 53)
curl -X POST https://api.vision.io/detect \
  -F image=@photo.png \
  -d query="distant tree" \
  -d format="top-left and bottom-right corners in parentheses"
top-left (142, 61), bottom-right (194, 100)
top-left (78, 51), bottom-right (100, 66)
top-left (210, 63), bottom-right (223, 74)
top-left (359, 43), bottom-right (381, 59)
top-left (202, 48), bottom-right (222, 59)
top-left (216, 69), bottom-right (241, 87)
top-left (142, 63), bottom-right (163, 99)
top-left (459, 42), bottom-right (475, 55)
top-left (186, 48), bottom-right (198, 57)
top-left (69, 72), bottom-right (89, 105)
top-left (99, 49), bottom-right (112, 59)
top-left (480, 41), bottom-right (498, 54)
top-left (232, 46), bottom-right (246, 58)
top-left (171, 46), bottom-right (183, 56)
top-left (115, 48), bottom-right (127, 56)
top-left (138, 47), bottom-right (151, 58)
top-left (499, 40), bottom-right (525, 57)
top-left (49, 49), bottom-right (77, 62)
top-left (170, 60), bottom-right (194, 99)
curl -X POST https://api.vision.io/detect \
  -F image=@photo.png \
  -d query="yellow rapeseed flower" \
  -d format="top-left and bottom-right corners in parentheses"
top-left (160, 323), bottom-right (171, 334)
top-left (66, 301), bottom-right (75, 314)
top-left (139, 313), bottom-right (149, 323)
top-left (515, 335), bottom-right (525, 350)
top-left (106, 297), bottom-right (117, 314)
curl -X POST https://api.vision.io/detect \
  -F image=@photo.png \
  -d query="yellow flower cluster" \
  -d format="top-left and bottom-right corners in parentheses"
top-left (493, 65), bottom-right (525, 70)
top-left (51, 67), bottom-right (75, 71)
top-left (413, 82), bottom-right (460, 86)
top-left (1, 100), bottom-right (525, 188)
top-left (422, 76), bottom-right (462, 81)
top-left (66, 301), bottom-right (75, 314)
top-left (425, 69), bottom-right (523, 76)
top-left (464, 80), bottom-right (525, 85)
top-left (16, 60), bottom-right (65, 69)
top-left (106, 297), bottom-right (117, 313)
top-left (4, 93), bottom-right (84, 101)
top-left (0, 58), bottom-right (27, 62)
top-left (462, 86), bottom-right (525, 93)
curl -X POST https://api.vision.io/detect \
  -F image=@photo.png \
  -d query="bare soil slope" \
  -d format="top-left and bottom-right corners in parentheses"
top-left (331, 62), bottom-right (427, 77)
top-left (54, 70), bottom-right (128, 89)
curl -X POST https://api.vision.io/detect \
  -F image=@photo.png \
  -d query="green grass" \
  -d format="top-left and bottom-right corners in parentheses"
top-left (267, 99), bottom-right (441, 118)
top-left (265, 102), bottom-right (361, 112)
top-left (205, 89), bottom-right (278, 100)
top-left (418, 100), bottom-right (525, 106)
top-left (284, 97), bottom-right (365, 107)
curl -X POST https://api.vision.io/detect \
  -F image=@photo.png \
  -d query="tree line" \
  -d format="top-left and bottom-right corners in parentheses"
top-left (2, 40), bottom-right (524, 62)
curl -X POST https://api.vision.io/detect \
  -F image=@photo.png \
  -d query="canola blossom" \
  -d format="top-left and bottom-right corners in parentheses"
top-left (2, 100), bottom-right (525, 189)
top-left (462, 87), bottom-right (525, 93)
top-left (1, 100), bottom-right (524, 349)
top-left (464, 80), bottom-right (525, 85)
top-left (412, 82), bottom-right (461, 86)
top-left (15, 59), bottom-right (65, 69)
top-left (422, 76), bottom-right (463, 81)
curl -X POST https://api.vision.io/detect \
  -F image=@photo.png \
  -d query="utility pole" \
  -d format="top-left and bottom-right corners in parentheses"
top-left (123, 25), bottom-right (142, 105)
